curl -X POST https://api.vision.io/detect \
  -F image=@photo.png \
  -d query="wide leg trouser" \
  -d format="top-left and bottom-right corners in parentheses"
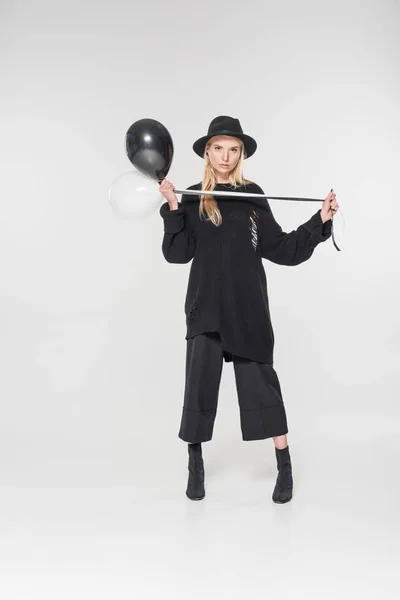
top-left (178, 332), bottom-right (289, 443)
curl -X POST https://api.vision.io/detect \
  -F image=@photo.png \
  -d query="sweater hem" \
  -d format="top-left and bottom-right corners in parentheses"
top-left (185, 329), bottom-right (274, 364)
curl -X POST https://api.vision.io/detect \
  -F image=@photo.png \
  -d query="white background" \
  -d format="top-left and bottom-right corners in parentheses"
top-left (1, 0), bottom-right (399, 598)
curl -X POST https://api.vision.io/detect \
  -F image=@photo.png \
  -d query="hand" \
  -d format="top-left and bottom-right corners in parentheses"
top-left (159, 179), bottom-right (179, 208)
top-left (321, 189), bottom-right (339, 223)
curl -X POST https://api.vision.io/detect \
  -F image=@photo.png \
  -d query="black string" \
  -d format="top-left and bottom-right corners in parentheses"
top-left (331, 213), bottom-right (341, 251)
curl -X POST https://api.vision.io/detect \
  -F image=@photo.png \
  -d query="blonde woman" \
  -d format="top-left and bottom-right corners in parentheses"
top-left (159, 116), bottom-right (338, 503)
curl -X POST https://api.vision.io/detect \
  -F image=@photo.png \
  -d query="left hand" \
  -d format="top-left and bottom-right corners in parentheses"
top-left (321, 189), bottom-right (339, 223)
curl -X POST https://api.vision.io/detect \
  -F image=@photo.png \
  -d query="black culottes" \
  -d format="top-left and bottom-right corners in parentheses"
top-left (178, 332), bottom-right (289, 443)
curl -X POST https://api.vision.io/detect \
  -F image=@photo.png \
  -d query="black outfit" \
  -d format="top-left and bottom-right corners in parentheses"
top-left (159, 181), bottom-right (332, 442)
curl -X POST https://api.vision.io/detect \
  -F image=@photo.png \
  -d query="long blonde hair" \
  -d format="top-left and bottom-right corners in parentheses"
top-left (199, 136), bottom-right (253, 226)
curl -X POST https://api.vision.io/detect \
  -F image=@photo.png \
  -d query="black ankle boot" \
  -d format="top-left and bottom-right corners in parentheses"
top-left (186, 443), bottom-right (205, 501)
top-left (272, 445), bottom-right (293, 504)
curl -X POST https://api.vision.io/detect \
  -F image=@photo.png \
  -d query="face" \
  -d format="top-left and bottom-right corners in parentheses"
top-left (206, 135), bottom-right (242, 179)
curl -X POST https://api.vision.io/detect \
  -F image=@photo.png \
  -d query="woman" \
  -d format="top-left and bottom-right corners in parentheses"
top-left (159, 115), bottom-right (339, 504)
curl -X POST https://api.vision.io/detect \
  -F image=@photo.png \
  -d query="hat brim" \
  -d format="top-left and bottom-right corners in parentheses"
top-left (192, 131), bottom-right (257, 159)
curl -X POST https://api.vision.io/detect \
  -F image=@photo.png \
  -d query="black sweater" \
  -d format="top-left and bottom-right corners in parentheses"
top-left (159, 181), bottom-right (332, 363)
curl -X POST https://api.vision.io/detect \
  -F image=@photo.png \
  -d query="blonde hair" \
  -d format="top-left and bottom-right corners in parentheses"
top-left (199, 136), bottom-right (253, 226)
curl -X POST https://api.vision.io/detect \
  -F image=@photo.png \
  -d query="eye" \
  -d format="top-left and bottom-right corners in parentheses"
top-left (231, 148), bottom-right (238, 153)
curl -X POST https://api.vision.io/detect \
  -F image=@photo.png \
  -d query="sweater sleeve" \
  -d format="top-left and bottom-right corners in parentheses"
top-left (159, 201), bottom-right (196, 264)
top-left (255, 186), bottom-right (332, 266)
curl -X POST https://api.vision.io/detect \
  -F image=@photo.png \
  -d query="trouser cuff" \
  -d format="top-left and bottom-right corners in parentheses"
top-left (178, 407), bottom-right (216, 443)
top-left (240, 404), bottom-right (288, 441)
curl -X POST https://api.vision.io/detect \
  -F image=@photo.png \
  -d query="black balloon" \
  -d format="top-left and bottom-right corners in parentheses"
top-left (125, 119), bottom-right (174, 182)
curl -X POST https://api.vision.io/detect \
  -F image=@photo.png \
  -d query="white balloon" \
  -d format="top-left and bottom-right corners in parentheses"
top-left (109, 170), bottom-right (163, 218)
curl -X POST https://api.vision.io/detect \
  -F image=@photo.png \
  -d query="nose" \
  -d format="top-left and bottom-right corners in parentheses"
top-left (222, 152), bottom-right (229, 162)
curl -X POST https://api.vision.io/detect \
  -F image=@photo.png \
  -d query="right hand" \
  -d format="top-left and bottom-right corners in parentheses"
top-left (159, 179), bottom-right (179, 208)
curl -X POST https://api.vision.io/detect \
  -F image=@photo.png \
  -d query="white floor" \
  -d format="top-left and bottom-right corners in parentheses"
top-left (1, 411), bottom-right (399, 600)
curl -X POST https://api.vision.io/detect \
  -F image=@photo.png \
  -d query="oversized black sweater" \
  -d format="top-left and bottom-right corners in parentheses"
top-left (159, 181), bottom-right (332, 364)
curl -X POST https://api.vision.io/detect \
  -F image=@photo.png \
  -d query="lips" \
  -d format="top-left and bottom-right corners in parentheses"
top-left (220, 164), bottom-right (229, 167)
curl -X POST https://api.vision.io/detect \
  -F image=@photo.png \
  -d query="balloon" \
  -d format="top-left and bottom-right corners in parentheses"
top-left (109, 170), bottom-right (162, 218)
top-left (125, 119), bottom-right (174, 181)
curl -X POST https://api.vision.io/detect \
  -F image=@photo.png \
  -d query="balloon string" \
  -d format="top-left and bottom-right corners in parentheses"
top-left (332, 209), bottom-right (345, 251)
top-left (174, 188), bottom-right (324, 202)
top-left (172, 184), bottom-right (345, 252)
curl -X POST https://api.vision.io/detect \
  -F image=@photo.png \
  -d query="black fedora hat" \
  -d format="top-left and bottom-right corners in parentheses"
top-left (193, 115), bottom-right (257, 159)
